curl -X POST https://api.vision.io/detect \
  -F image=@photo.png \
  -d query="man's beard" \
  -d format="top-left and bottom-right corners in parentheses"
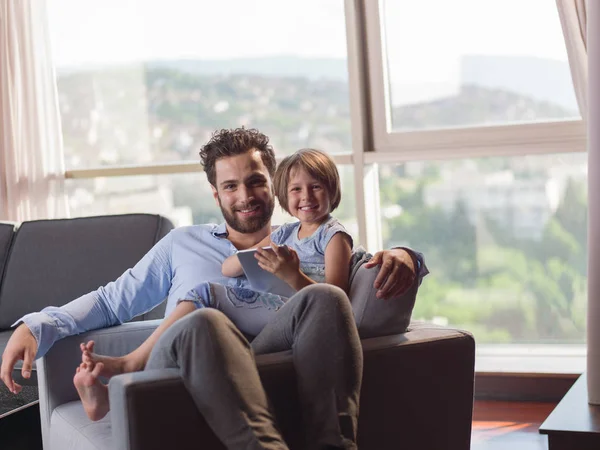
top-left (218, 196), bottom-right (274, 234)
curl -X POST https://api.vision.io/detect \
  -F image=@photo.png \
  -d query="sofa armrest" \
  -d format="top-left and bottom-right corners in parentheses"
top-left (37, 320), bottom-right (161, 449)
top-left (109, 369), bottom-right (223, 450)
top-left (358, 322), bottom-right (475, 449)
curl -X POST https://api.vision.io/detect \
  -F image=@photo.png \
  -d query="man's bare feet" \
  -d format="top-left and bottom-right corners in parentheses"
top-left (73, 361), bottom-right (110, 421)
top-left (80, 341), bottom-right (142, 378)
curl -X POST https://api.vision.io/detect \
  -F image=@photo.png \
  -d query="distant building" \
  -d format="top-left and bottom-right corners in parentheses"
top-left (68, 175), bottom-right (193, 227)
top-left (424, 169), bottom-right (560, 241)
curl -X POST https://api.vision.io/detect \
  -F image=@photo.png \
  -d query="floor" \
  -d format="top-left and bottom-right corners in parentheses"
top-left (0, 396), bottom-right (556, 450)
top-left (0, 403), bottom-right (42, 450)
top-left (471, 400), bottom-right (556, 450)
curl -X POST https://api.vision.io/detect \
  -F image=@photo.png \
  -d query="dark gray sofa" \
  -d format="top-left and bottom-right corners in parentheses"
top-left (0, 213), bottom-right (475, 450)
top-left (0, 214), bottom-right (174, 371)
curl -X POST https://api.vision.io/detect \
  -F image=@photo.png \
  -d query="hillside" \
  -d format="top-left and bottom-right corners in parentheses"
top-left (392, 84), bottom-right (576, 130)
top-left (55, 66), bottom-right (574, 168)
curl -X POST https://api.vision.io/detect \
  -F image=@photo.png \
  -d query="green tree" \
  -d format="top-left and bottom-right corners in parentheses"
top-left (554, 178), bottom-right (587, 274)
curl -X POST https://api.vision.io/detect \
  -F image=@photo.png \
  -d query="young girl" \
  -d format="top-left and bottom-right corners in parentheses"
top-left (74, 148), bottom-right (353, 421)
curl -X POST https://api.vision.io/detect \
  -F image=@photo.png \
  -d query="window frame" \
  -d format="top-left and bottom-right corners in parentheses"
top-left (362, 0), bottom-right (586, 160)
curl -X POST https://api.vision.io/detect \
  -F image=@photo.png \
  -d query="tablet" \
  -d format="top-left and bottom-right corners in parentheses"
top-left (237, 247), bottom-right (297, 298)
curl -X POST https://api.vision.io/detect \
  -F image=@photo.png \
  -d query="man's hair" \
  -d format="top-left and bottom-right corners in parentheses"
top-left (274, 148), bottom-right (341, 215)
top-left (199, 128), bottom-right (276, 187)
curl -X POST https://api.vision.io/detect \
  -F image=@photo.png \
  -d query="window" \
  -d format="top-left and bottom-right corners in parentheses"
top-left (48, 0), bottom-right (356, 228)
top-left (48, 0), bottom-right (351, 169)
top-left (379, 152), bottom-right (587, 350)
top-left (361, 0), bottom-right (587, 370)
top-left (382, 0), bottom-right (578, 132)
top-left (363, 0), bottom-right (584, 158)
top-left (44, 0), bottom-right (587, 374)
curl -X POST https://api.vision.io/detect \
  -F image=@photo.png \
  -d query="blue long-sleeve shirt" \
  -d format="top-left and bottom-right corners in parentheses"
top-left (16, 223), bottom-right (428, 359)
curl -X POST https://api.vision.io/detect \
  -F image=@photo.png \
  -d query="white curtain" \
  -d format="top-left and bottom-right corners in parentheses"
top-left (0, 0), bottom-right (68, 222)
top-left (556, 0), bottom-right (588, 120)
top-left (557, 0), bottom-right (600, 404)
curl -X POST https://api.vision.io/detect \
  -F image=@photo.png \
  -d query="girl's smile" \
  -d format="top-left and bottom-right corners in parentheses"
top-left (287, 168), bottom-right (331, 227)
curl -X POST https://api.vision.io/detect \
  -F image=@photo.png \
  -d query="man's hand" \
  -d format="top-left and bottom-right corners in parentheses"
top-left (364, 248), bottom-right (416, 299)
top-left (1, 324), bottom-right (37, 394)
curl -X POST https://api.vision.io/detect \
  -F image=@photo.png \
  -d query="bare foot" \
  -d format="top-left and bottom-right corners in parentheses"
top-left (80, 341), bottom-right (141, 378)
top-left (73, 361), bottom-right (110, 421)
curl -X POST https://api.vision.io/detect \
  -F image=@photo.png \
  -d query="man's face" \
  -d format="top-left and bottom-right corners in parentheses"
top-left (212, 149), bottom-right (275, 234)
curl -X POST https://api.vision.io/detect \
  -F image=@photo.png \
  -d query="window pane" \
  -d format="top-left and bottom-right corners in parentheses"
top-left (66, 166), bottom-right (357, 236)
top-left (67, 173), bottom-right (206, 227)
top-left (48, 0), bottom-right (350, 169)
top-left (379, 153), bottom-right (587, 346)
top-left (382, 0), bottom-right (579, 132)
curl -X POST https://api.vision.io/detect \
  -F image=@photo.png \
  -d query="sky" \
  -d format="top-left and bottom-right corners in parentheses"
top-left (383, 0), bottom-right (569, 83)
top-left (47, 0), bottom-right (574, 107)
top-left (47, 0), bottom-right (348, 66)
top-left (48, 0), bottom-right (568, 68)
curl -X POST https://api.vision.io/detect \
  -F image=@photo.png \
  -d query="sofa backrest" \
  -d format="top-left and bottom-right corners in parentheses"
top-left (0, 214), bottom-right (174, 330)
top-left (0, 222), bottom-right (16, 293)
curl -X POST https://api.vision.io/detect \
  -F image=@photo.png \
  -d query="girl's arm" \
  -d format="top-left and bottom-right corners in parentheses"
top-left (222, 235), bottom-right (272, 277)
top-left (324, 233), bottom-right (353, 294)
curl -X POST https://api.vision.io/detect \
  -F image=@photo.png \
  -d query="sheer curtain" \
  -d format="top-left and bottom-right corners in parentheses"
top-left (556, 0), bottom-right (600, 405)
top-left (556, 0), bottom-right (588, 120)
top-left (0, 0), bottom-right (68, 222)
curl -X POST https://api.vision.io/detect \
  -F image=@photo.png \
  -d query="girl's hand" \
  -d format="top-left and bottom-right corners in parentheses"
top-left (255, 244), bottom-right (300, 284)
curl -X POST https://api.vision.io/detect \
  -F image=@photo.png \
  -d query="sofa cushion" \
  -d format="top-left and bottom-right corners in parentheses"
top-left (0, 214), bottom-right (173, 330)
top-left (51, 401), bottom-right (112, 450)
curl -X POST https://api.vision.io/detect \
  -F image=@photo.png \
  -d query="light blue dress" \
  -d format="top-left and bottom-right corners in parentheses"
top-left (181, 216), bottom-right (353, 336)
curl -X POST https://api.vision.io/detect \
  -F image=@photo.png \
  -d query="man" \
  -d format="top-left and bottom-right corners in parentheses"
top-left (1, 128), bottom-right (426, 449)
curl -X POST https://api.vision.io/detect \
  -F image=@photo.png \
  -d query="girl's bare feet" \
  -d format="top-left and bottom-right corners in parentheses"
top-left (73, 361), bottom-right (110, 421)
top-left (80, 341), bottom-right (143, 377)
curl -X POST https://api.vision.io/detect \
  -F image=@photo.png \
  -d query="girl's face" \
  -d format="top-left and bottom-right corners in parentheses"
top-left (286, 167), bottom-right (331, 225)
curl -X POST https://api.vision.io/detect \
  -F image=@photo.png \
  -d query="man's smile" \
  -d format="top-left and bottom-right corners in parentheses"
top-left (235, 204), bottom-right (261, 216)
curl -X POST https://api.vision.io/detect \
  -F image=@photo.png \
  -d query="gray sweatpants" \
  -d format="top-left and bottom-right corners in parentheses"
top-left (145, 284), bottom-right (363, 450)
top-left (144, 263), bottom-right (418, 449)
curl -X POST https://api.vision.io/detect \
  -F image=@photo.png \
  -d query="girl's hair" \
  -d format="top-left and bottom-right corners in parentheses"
top-left (274, 148), bottom-right (341, 215)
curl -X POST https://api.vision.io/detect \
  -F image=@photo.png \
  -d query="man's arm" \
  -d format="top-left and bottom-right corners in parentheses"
top-left (1, 231), bottom-right (175, 393)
